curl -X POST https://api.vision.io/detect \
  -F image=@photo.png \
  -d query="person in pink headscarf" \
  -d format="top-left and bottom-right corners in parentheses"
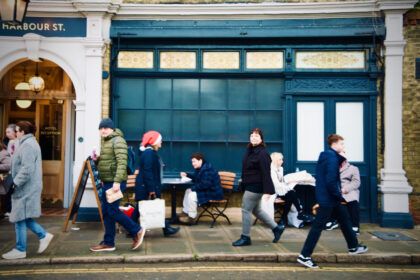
top-left (132, 131), bottom-right (180, 237)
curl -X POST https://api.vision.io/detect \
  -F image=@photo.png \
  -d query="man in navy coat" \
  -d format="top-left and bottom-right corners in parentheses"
top-left (297, 134), bottom-right (368, 269)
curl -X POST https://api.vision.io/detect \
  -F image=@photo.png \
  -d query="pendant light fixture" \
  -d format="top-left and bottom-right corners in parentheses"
top-left (29, 62), bottom-right (45, 93)
top-left (14, 65), bottom-right (30, 90)
top-left (0, 0), bottom-right (30, 25)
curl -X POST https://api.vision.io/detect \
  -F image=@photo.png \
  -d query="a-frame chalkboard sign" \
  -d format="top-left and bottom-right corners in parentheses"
top-left (62, 157), bottom-right (104, 232)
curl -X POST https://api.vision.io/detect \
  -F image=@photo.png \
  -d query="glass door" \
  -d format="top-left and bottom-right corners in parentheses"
top-left (36, 100), bottom-right (66, 207)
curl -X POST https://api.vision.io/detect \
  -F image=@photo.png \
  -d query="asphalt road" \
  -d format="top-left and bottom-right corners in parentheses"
top-left (0, 262), bottom-right (419, 280)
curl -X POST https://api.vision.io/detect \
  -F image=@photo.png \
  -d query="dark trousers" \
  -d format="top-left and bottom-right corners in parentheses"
top-left (5, 192), bottom-right (11, 212)
top-left (300, 204), bottom-right (358, 257)
top-left (346, 201), bottom-right (360, 229)
top-left (280, 190), bottom-right (302, 224)
top-left (101, 182), bottom-right (141, 247)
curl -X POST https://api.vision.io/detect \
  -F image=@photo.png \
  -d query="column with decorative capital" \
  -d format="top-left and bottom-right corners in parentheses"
top-left (379, 9), bottom-right (414, 228)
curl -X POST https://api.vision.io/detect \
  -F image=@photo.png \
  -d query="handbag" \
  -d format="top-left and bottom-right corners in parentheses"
top-left (2, 174), bottom-right (14, 195)
top-left (105, 188), bottom-right (123, 203)
top-left (138, 198), bottom-right (165, 229)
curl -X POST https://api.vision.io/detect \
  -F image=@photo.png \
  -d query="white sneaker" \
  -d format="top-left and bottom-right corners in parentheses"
top-left (349, 245), bottom-right (368, 255)
top-left (2, 249), bottom-right (26, 259)
top-left (38, 232), bottom-right (54, 254)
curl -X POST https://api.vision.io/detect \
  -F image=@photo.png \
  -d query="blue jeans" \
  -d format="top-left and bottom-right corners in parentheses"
top-left (15, 218), bottom-right (47, 252)
top-left (300, 204), bottom-right (358, 257)
top-left (101, 181), bottom-right (141, 247)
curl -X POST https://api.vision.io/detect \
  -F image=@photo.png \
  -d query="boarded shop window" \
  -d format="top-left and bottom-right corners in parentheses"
top-left (297, 102), bottom-right (324, 161)
top-left (336, 102), bottom-right (364, 162)
top-left (116, 78), bottom-right (284, 173)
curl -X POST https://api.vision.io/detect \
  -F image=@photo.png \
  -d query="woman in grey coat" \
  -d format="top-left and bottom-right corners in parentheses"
top-left (340, 155), bottom-right (361, 234)
top-left (2, 121), bottom-right (54, 260)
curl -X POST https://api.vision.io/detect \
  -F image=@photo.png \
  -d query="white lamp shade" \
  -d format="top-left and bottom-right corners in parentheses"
top-left (29, 76), bottom-right (45, 92)
top-left (16, 100), bottom-right (32, 109)
top-left (15, 81), bottom-right (30, 90)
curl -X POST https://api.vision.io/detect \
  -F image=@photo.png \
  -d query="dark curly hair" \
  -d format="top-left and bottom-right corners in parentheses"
top-left (247, 128), bottom-right (266, 148)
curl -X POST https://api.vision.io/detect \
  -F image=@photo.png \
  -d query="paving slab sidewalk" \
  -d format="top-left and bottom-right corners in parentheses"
top-left (0, 208), bottom-right (419, 266)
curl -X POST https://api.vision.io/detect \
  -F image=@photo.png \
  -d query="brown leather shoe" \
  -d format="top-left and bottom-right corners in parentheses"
top-left (132, 228), bottom-right (145, 250)
top-left (90, 244), bottom-right (115, 252)
top-left (179, 216), bottom-right (196, 225)
top-left (178, 212), bottom-right (189, 218)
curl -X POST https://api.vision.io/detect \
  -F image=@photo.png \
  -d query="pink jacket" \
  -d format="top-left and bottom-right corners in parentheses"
top-left (340, 161), bottom-right (361, 202)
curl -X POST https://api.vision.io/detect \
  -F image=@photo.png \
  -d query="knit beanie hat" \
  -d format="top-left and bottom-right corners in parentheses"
top-left (98, 118), bottom-right (114, 129)
top-left (140, 131), bottom-right (162, 151)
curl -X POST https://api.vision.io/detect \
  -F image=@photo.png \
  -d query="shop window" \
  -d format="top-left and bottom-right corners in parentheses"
top-left (246, 52), bottom-right (284, 69)
top-left (297, 102), bottom-right (324, 161)
top-left (336, 102), bottom-right (364, 162)
top-left (116, 78), bottom-right (284, 173)
top-left (160, 52), bottom-right (196, 69)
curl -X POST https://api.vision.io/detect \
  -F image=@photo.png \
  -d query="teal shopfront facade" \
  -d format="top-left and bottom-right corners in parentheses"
top-left (110, 18), bottom-right (383, 223)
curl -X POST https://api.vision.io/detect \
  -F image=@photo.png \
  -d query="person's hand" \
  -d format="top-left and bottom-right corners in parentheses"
top-left (262, 194), bottom-right (271, 201)
top-left (341, 187), bottom-right (347, 194)
top-left (180, 172), bottom-right (187, 177)
top-left (92, 154), bottom-right (99, 161)
top-left (112, 182), bottom-right (120, 192)
top-left (149, 192), bottom-right (156, 199)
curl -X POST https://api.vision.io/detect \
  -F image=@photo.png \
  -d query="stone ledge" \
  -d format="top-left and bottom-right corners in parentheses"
top-left (411, 254), bottom-right (420, 264)
top-left (311, 253), bottom-right (337, 263)
top-left (277, 253), bottom-right (299, 263)
top-left (125, 254), bottom-right (194, 263)
top-left (242, 253), bottom-right (278, 262)
top-left (1, 253), bottom-right (419, 265)
top-left (0, 258), bottom-right (50, 266)
top-left (336, 253), bottom-right (412, 264)
top-left (51, 256), bottom-right (124, 264)
top-left (197, 253), bottom-right (243, 261)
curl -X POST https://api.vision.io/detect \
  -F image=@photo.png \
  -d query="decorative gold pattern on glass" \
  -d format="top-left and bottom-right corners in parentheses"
top-left (203, 52), bottom-right (240, 69)
top-left (160, 52), bottom-right (196, 69)
top-left (246, 52), bottom-right (284, 69)
top-left (296, 51), bottom-right (365, 69)
top-left (117, 51), bottom-right (154, 69)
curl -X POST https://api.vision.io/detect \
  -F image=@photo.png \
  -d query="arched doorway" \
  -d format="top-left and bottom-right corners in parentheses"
top-left (0, 59), bottom-right (76, 208)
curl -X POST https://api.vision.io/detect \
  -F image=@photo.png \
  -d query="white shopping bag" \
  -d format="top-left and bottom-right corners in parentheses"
top-left (138, 199), bottom-right (166, 229)
top-left (287, 205), bottom-right (304, 228)
top-left (260, 194), bottom-right (276, 221)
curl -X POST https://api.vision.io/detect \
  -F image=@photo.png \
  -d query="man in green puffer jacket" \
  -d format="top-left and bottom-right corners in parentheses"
top-left (89, 118), bottom-right (145, 253)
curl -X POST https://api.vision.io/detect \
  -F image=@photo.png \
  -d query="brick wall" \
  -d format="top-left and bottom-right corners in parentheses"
top-left (403, 8), bottom-right (420, 224)
top-left (102, 43), bottom-right (111, 119)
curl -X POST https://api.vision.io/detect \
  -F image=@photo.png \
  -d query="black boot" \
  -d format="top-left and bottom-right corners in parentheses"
top-left (272, 224), bottom-right (285, 243)
top-left (232, 235), bottom-right (251, 246)
top-left (163, 225), bottom-right (180, 237)
top-left (297, 212), bottom-right (315, 223)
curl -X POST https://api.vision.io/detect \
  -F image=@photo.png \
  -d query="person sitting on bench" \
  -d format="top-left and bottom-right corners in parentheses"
top-left (179, 152), bottom-right (224, 225)
top-left (270, 152), bottom-right (313, 226)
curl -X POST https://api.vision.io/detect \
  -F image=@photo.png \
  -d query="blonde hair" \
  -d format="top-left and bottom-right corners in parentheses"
top-left (270, 152), bottom-right (283, 163)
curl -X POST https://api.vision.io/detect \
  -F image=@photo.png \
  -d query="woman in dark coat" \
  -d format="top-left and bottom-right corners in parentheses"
top-left (133, 131), bottom-right (179, 237)
top-left (179, 152), bottom-right (223, 225)
top-left (232, 128), bottom-right (284, 246)
top-left (0, 142), bottom-right (11, 215)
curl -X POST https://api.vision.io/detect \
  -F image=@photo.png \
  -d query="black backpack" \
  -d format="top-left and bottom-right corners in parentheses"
top-left (112, 138), bottom-right (136, 175)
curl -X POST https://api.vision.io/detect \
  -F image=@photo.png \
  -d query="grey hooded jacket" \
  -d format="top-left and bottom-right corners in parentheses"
top-left (340, 161), bottom-right (361, 203)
